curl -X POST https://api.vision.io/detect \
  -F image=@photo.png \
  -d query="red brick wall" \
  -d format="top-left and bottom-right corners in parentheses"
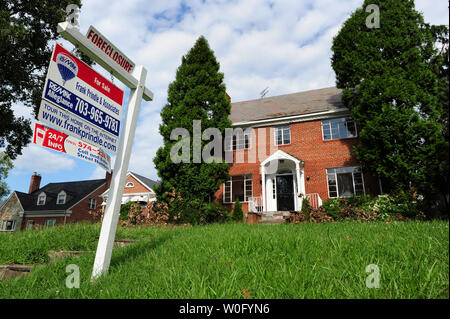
top-left (21, 182), bottom-right (108, 230)
top-left (123, 175), bottom-right (151, 194)
top-left (65, 182), bottom-right (108, 223)
top-left (214, 120), bottom-right (380, 213)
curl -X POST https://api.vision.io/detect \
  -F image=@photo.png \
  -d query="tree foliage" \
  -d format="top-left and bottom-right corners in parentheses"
top-left (154, 36), bottom-right (232, 205)
top-left (331, 0), bottom-right (448, 207)
top-left (0, 0), bottom-right (85, 159)
top-left (0, 152), bottom-right (13, 199)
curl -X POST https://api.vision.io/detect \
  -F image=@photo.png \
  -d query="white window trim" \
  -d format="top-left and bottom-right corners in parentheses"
top-left (37, 192), bottom-right (46, 205)
top-left (226, 129), bottom-right (252, 151)
top-left (125, 182), bottom-right (135, 188)
top-left (57, 191), bottom-right (66, 205)
top-left (26, 220), bottom-right (34, 230)
top-left (223, 174), bottom-right (253, 203)
top-left (88, 198), bottom-right (97, 210)
top-left (1, 220), bottom-right (16, 231)
top-left (321, 117), bottom-right (358, 141)
top-left (274, 125), bottom-right (291, 146)
top-left (326, 166), bottom-right (365, 198)
top-left (44, 219), bottom-right (56, 227)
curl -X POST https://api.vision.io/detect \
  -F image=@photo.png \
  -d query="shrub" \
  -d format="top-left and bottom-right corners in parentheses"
top-left (232, 200), bottom-right (244, 222)
top-left (164, 197), bottom-right (232, 225)
top-left (301, 198), bottom-right (310, 221)
top-left (120, 202), bottom-right (135, 220)
top-left (203, 202), bottom-right (231, 223)
top-left (322, 198), bottom-right (341, 220)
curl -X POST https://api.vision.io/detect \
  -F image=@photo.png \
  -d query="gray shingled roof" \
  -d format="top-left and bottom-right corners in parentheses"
top-left (229, 87), bottom-right (343, 123)
top-left (16, 179), bottom-right (106, 212)
top-left (131, 172), bottom-right (160, 189)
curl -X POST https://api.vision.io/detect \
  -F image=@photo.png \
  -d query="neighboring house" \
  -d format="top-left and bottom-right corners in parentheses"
top-left (100, 171), bottom-right (159, 211)
top-left (214, 87), bottom-right (381, 214)
top-left (0, 172), bottom-right (112, 232)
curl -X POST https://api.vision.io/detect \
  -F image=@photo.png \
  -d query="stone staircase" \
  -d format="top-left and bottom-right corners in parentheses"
top-left (259, 211), bottom-right (292, 224)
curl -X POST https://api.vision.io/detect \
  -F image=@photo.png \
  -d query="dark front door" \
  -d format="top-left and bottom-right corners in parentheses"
top-left (276, 174), bottom-right (295, 211)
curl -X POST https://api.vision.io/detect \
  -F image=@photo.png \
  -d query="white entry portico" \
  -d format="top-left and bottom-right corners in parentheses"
top-left (260, 150), bottom-right (305, 212)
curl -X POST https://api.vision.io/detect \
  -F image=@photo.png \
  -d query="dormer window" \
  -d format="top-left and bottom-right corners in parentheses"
top-left (57, 191), bottom-right (66, 205)
top-left (37, 193), bottom-right (46, 205)
top-left (125, 182), bottom-right (134, 188)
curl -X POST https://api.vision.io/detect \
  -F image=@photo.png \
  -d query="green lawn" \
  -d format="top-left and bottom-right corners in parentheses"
top-left (0, 221), bottom-right (448, 298)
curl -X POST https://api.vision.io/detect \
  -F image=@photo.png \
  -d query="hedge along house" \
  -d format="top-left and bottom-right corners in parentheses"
top-left (214, 87), bottom-right (381, 218)
top-left (0, 172), bottom-right (112, 232)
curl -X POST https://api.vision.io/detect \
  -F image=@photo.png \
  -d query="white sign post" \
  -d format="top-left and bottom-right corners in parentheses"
top-left (56, 17), bottom-right (153, 279)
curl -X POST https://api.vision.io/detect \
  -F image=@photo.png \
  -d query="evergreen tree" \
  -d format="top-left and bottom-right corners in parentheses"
top-left (154, 36), bottom-right (232, 206)
top-left (331, 0), bottom-right (448, 207)
top-left (232, 199), bottom-right (243, 222)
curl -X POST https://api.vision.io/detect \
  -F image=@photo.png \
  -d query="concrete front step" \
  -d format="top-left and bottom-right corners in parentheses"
top-left (262, 211), bottom-right (292, 217)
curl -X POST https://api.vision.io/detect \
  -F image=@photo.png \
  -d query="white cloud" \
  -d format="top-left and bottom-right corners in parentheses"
top-left (13, 144), bottom-right (75, 173)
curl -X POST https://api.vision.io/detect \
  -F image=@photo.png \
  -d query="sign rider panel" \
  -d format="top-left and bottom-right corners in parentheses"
top-left (33, 123), bottom-right (111, 172)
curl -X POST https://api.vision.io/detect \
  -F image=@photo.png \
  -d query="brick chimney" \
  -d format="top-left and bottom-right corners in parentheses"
top-left (105, 170), bottom-right (113, 188)
top-left (28, 172), bottom-right (41, 194)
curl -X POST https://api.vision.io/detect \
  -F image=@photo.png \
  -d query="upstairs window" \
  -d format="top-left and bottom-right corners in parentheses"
top-left (322, 118), bottom-right (357, 140)
top-left (223, 174), bottom-right (253, 203)
top-left (125, 182), bottom-right (134, 188)
top-left (327, 166), bottom-right (364, 198)
top-left (37, 193), bottom-right (46, 205)
top-left (225, 129), bottom-right (251, 150)
top-left (275, 126), bottom-right (291, 145)
top-left (57, 191), bottom-right (66, 205)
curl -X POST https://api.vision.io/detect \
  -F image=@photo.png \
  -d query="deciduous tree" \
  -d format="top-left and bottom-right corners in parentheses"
top-left (0, 0), bottom-right (86, 159)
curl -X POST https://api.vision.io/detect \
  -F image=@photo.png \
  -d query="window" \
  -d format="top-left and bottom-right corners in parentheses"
top-left (326, 167), bottom-right (365, 198)
top-left (275, 126), bottom-right (291, 145)
top-left (223, 175), bottom-right (252, 203)
top-left (26, 220), bottom-right (34, 230)
top-left (125, 182), bottom-right (134, 188)
top-left (225, 129), bottom-right (251, 150)
top-left (1, 220), bottom-right (16, 231)
top-left (322, 118), bottom-right (357, 140)
top-left (57, 191), bottom-right (66, 205)
top-left (37, 193), bottom-right (46, 205)
top-left (44, 219), bottom-right (56, 228)
top-left (88, 198), bottom-right (97, 210)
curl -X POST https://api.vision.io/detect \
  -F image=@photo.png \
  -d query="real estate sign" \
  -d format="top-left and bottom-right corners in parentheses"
top-left (37, 43), bottom-right (124, 154)
top-left (33, 123), bottom-right (111, 172)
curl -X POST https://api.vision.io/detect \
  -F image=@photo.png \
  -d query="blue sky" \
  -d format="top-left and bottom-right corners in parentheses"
top-left (4, 0), bottom-right (449, 197)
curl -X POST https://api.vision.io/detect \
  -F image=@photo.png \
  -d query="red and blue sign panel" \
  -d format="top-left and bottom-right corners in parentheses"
top-left (38, 43), bottom-right (124, 154)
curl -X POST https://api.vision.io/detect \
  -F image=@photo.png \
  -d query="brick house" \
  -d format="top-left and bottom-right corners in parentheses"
top-left (0, 172), bottom-right (112, 231)
top-left (0, 170), bottom-right (159, 232)
top-left (214, 87), bottom-right (381, 216)
top-left (100, 171), bottom-right (159, 212)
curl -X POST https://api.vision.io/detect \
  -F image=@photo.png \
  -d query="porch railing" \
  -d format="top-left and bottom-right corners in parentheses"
top-left (305, 193), bottom-right (323, 209)
top-left (248, 196), bottom-right (264, 213)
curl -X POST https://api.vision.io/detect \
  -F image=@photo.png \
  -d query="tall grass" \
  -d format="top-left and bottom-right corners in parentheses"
top-left (0, 221), bottom-right (448, 298)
